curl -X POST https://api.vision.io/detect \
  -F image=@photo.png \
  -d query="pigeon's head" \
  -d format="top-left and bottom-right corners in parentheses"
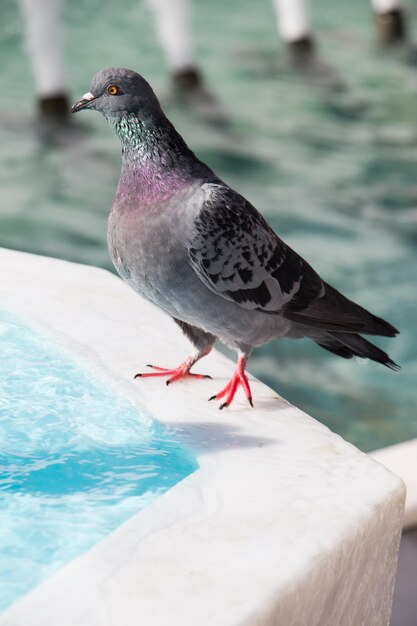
top-left (71, 68), bottom-right (161, 118)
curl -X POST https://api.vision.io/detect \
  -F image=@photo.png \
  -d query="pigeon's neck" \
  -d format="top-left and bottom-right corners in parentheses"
top-left (108, 112), bottom-right (205, 207)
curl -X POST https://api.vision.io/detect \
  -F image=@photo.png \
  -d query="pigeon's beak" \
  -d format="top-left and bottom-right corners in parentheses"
top-left (71, 92), bottom-right (97, 113)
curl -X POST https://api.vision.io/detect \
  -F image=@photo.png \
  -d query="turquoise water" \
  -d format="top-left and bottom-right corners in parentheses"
top-left (0, 310), bottom-right (197, 611)
top-left (0, 0), bottom-right (416, 451)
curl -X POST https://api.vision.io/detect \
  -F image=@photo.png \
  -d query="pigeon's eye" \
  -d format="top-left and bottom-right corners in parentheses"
top-left (107, 85), bottom-right (119, 96)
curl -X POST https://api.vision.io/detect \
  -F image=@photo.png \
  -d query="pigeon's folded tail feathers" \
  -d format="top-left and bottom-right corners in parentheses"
top-left (283, 281), bottom-right (399, 337)
top-left (316, 332), bottom-right (400, 370)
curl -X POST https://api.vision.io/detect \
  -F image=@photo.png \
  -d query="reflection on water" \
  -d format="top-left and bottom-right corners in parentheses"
top-left (1, 0), bottom-right (416, 451)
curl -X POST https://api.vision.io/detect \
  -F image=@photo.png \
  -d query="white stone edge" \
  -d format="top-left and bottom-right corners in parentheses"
top-left (371, 438), bottom-right (417, 529)
top-left (0, 248), bottom-right (407, 626)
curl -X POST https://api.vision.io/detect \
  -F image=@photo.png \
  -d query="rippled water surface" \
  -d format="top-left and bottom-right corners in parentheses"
top-left (0, 0), bottom-right (416, 451)
top-left (0, 310), bottom-right (197, 610)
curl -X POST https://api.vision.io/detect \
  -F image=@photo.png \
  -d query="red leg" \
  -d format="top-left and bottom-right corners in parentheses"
top-left (209, 355), bottom-right (253, 410)
top-left (134, 348), bottom-right (212, 386)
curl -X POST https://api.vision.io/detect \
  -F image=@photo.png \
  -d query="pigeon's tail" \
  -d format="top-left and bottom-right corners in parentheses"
top-left (283, 281), bottom-right (399, 337)
top-left (316, 332), bottom-right (400, 370)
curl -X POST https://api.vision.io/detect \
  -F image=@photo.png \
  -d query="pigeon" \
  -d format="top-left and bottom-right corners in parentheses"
top-left (72, 68), bottom-right (399, 409)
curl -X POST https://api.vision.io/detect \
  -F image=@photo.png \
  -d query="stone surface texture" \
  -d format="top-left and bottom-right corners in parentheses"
top-left (372, 439), bottom-right (417, 529)
top-left (0, 248), bottom-right (406, 626)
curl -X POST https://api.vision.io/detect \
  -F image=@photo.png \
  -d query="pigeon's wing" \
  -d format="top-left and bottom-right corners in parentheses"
top-left (187, 184), bottom-right (324, 314)
top-left (188, 184), bottom-right (398, 336)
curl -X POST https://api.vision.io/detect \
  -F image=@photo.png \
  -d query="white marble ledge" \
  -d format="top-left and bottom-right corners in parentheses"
top-left (372, 438), bottom-right (417, 529)
top-left (0, 248), bottom-right (406, 626)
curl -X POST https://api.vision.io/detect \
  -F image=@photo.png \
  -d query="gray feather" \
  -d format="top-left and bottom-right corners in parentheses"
top-left (188, 184), bottom-right (323, 313)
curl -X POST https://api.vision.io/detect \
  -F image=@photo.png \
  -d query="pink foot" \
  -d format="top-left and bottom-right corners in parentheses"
top-left (134, 358), bottom-right (212, 386)
top-left (209, 356), bottom-right (253, 410)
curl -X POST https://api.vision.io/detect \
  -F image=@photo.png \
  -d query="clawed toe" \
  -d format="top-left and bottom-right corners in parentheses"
top-left (134, 358), bottom-right (212, 385)
top-left (211, 396), bottom-right (253, 410)
top-left (208, 355), bottom-right (253, 409)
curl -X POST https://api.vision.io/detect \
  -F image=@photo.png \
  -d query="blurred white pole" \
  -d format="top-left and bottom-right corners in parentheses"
top-left (371, 0), bottom-right (401, 13)
top-left (147, 0), bottom-right (195, 71)
top-left (18, 0), bottom-right (65, 97)
top-left (272, 0), bottom-right (310, 42)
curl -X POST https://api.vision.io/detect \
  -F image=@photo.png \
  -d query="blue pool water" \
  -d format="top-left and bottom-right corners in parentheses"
top-left (0, 310), bottom-right (198, 611)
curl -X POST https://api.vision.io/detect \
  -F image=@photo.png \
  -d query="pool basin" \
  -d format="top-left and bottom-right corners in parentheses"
top-left (0, 247), bottom-right (406, 626)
